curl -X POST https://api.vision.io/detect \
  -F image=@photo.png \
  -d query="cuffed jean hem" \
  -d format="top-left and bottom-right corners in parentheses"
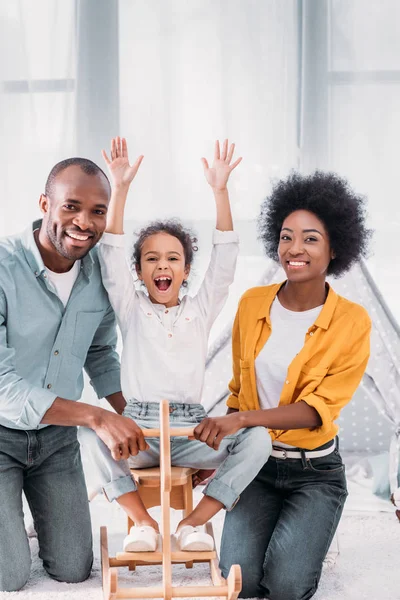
top-left (103, 474), bottom-right (137, 502)
top-left (203, 478), bottom-right (239, 511)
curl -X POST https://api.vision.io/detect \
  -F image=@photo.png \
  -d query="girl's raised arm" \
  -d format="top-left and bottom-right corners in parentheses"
top-left (193, 140), bottom-right (241, 329)
top-left (201, 139), bottom-right (242, 231)
top-left (99, 137), bottom-right (144, 328)
top-left (102, 136), bottom-right (144, 234)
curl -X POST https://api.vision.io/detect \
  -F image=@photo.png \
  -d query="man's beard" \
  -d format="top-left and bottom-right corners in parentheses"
top-left (46, 218), bottom-right (96, 260)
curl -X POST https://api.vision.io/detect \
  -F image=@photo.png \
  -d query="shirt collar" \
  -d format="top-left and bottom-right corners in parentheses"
top-left (21, 219), bottom-right (94, 279)
top-left (257, 283), bottom-right (284, 324)
top-left (137, 291), bottom-right (196, 322)
top-left (257, 281), bottom-right (338, 331)
top-left (314, 284), bottom-right (338, 330)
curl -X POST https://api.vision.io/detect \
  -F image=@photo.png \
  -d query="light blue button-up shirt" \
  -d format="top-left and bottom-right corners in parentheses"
top-left (0, 220), bottom-right (121, 430)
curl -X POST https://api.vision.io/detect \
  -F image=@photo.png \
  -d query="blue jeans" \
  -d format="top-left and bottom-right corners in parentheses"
top-left (81, 402), bottom-right (272, 510)
top-left (0, 424), bottom-right (93, 592)
top-left (219, 440), bottom-right (348, 600)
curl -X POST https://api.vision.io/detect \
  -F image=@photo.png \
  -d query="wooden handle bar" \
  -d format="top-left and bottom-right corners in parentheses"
top-left (141, 427), bottom-right (194, 438)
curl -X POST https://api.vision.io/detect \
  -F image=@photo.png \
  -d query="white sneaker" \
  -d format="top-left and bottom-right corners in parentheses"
top-left (123, 526), bottom-right (160, 552)
top-left (176, 525), bottom-right (214, 551)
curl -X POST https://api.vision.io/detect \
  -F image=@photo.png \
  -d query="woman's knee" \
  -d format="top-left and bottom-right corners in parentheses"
top-left (262, 568), bottom-right (319, 600)
top-left (220, 561), bottom-right (264, 599)
top-left (238, 574), bottom-right (266, 599)
top-left (224, 560), bottom-right (313, 600)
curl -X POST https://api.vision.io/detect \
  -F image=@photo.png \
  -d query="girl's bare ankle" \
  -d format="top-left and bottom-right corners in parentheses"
top-left (176, 517), bottom-right (202, 532)
top-left (134, 518), bottom-right (159, 532)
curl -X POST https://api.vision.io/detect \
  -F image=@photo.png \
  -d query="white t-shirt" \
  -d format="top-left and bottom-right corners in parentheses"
top-left (255, 297), bottom-right (323, 412)
top-left (45, 260), bottom-right (81, 307)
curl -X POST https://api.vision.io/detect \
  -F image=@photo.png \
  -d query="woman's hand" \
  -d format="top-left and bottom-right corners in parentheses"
top-left (102, 136), bottom-right (144, 189)
top-left (201, 139), bottom-right (242, 192)
top-left (193, 412), bottom-right (244, 450)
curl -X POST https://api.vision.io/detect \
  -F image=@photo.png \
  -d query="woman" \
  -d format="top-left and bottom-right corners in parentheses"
top-left (194, 171), bottom-right (372, 600)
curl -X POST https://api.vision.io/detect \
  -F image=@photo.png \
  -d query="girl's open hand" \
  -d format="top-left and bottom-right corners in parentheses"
top-left (201, 139), bottom-right (242, 192)
top-left (102, 137), bottom-right (144, 188)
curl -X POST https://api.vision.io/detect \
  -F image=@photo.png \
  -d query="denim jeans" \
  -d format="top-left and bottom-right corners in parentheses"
top-left (0, 424), bottom-right (93, 592)
top-left (81, 402), bottom-right (271, 510)
top-left (219, 439), bottom-right (348, 600)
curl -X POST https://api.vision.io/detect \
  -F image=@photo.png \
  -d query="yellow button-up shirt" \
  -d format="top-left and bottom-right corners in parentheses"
top-left (227, 283), bottom-right (371, 449)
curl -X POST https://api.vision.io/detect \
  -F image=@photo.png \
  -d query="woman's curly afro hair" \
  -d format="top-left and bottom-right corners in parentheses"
top-left (257, 170), bottom-right (372, 277)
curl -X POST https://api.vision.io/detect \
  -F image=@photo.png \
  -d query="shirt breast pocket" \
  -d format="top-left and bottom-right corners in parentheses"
top-left (71, 310), bottom-right (106, 360)
top-left (297, 364), bottom-right (329, 393)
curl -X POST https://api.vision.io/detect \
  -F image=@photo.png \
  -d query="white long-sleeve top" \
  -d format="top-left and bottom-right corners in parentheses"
top-left (98, 230), bottom-right (239, 404)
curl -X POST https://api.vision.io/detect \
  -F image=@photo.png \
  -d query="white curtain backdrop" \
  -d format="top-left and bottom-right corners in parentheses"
top-left (118, 0), bottom-right (299, 222)
top-left (1, 1), bottom-right (399, 294)
top-left (301, 0), bottom-right (400, 324)
top-left (0, 0), bottom-right (76, 236)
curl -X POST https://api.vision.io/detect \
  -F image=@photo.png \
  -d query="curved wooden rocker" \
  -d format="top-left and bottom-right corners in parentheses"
top-left (101, 398), bottom-right (242, 600)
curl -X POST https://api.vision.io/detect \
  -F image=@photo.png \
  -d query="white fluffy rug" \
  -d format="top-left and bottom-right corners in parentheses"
top-left (1, 483), bottom-right (398, 600)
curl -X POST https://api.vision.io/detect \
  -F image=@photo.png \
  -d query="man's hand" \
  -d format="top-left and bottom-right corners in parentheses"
top-left (102, 136), bottom-right (144, 189)
top-left (201, 139), bottom-right (242, 192)
top-left (193, 412), bottom-right (244, 450)
top-left (92, 410), bottom-right (149, 461)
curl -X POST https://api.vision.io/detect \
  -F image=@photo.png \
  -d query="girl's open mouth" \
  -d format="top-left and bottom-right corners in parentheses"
top-left (154, 276), bottom-right (172, 291)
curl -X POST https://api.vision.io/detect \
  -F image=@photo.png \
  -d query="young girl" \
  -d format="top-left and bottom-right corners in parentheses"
top-left (83, 137), bottom-right (271, 553)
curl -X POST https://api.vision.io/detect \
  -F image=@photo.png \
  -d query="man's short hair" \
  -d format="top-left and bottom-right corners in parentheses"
top-left (45, 157), bottom-right (111, 197)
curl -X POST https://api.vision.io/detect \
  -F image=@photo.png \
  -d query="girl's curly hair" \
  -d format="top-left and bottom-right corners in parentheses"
top-left (258, 171), bottom-right (372, 277)
top-left (132, 219), bottom-right (198, 286)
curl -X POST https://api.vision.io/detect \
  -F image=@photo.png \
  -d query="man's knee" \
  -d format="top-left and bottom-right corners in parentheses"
top-left (45, 549), bottom-right (93, 584)
top-left (0, 559), bottom-right (31, 592)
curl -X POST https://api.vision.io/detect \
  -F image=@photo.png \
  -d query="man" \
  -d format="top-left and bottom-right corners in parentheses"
top-left (0, 158), bottom-right (147, 591)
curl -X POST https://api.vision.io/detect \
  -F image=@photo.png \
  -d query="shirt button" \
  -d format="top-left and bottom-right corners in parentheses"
top-left (285, 380), bottom-right (290, 385)
top-left (43, 274), bottom-right (47, 278)
top-left (47, 383), bottom-right (52, 389)
top-left (309, 332), bottom-right (314, 336)
top-left (54, 350), bottom-right (59, 356)
top-left (147, 312), bottom-right (152, 316)
top-left (185, 317), bottom-right (190, 321)
top-left (168, 333), bottom-right (172, 338)
top-left (165, 309), bottom-right (169, 314)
